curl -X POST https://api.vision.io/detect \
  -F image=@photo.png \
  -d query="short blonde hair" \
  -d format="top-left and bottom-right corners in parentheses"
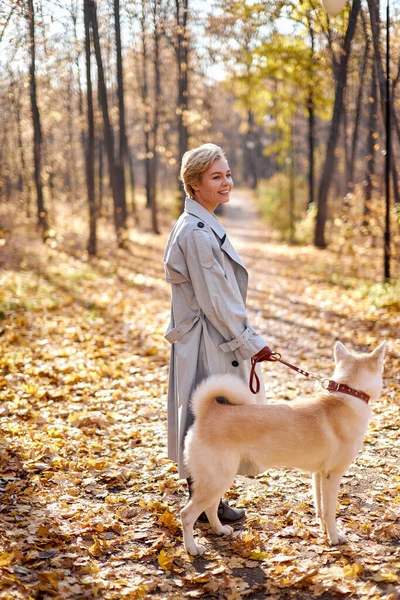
top-left (180, 143), bottom-right (227, 199)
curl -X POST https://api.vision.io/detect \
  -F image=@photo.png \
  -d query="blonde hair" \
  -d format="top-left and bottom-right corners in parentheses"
top-left (180, 143), bottom-right (227, 199)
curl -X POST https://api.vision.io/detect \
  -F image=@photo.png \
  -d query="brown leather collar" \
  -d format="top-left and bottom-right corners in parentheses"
top-left (322, 380), bottom-right (370, 404)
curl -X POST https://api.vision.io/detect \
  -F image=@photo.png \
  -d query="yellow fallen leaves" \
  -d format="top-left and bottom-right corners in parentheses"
top-left (0, 552), bottom-right (15, 567)
top-left (248, 549), bottom-right (271, 561)
top-left (129, 584), bottom-right (148, 599)
top-left (343, 561), bottom-right (364, 578)
top-left (89, 536), bottom-right (112, 557)
top-left (372, 572), bottom-right (399, 583)
top-left (157, 548), bottom-right (174, 571)
top-left (1, 218), bottom-right (400, 600)
top-left (158, 508), bottom-right (180, 533)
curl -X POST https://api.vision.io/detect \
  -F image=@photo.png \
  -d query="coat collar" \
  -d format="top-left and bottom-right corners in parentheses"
top-left (184, 198), bottom-right (246, 270)
top-left (184, 198), bottom-right (226, 239)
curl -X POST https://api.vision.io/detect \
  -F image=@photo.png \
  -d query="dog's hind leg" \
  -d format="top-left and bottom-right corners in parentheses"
top-left (205, 501), bottom-right (234, 537)
top-left (181, 492), bottom-right (221, 556)
top-left (312, 472), bottom-right (326, 534)
top-left (321, 470), bottom-right (348, 546)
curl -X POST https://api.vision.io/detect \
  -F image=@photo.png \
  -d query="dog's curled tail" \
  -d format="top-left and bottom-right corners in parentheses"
top-left (191, 374), bottom-right (255, 421)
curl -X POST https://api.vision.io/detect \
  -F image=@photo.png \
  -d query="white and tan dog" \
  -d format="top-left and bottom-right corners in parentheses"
top-left (181, 341), bottom-right (386, 556)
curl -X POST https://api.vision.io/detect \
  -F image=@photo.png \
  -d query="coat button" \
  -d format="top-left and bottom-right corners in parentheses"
top-left (232, 360), bottom-right (239, 367)
top-left (198, 222), bottom-right (204, 228)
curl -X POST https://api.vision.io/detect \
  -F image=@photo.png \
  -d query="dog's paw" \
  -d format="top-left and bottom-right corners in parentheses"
top-left (328, 532), bottom-right (348, 546)
top-left (219, 525), bottom-right (234, 536)
top-left (186, 542), bottom-right (206, 556)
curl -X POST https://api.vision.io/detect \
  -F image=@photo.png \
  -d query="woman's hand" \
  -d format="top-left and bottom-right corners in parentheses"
top-left (252, 346), bottom-right (275, 362)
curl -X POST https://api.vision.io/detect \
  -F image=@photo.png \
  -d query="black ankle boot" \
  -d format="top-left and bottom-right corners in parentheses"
top-left (186, 478), bottom-right (245, 524)
top-left (197, 499), bottom-right (245, 524)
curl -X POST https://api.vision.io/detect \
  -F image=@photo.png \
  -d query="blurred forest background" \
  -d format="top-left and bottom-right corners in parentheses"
top-left (1, 4), bottom-right (400, 597)
top-left (0, 0), bottom-right (399, 279)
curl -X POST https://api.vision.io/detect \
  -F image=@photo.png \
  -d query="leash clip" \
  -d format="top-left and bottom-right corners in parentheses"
top-left (321, 379), bottom-right (341, 392)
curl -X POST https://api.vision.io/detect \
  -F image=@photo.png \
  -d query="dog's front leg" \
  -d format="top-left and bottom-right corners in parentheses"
top-left (312, 472), bottom-right (326, 534)
top-left (321, 471), bottom-right (348, 546)
top-left (181, 499), bottom-right (207, 556)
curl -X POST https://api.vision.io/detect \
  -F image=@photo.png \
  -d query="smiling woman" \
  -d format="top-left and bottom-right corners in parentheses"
top-left (191, 158), bottom-right (232, 212)
top-left (163, 143), bottom-right (273, 525)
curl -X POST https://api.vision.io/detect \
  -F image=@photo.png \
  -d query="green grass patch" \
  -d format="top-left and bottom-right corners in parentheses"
top-left (256, 175), bottom-right (309, 242)
top-left (357, 282), bottom-right (400, 311)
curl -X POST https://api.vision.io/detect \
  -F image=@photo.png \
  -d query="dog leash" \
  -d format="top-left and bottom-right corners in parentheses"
top-left (250, 352), bottom-right (370, 404)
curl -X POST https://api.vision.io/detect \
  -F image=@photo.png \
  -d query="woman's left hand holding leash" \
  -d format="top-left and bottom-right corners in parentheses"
top-left (250, 346), bottom-right (280, 394)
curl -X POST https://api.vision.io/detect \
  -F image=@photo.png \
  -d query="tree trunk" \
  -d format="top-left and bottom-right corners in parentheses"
top-left (342, 91), bottom-right (351, 201)
top-left (289, 121), bottom-right (295, 243)
top-left (140, 0), bottom-right (152, 213)
top-left (314, 0), bottom-right (361, 249)
top-left (307, 90), bottom-right (315, 208)
top-left (84, 0), bottom-right (96, 256)
top-left (27, 0), bottom-right (48, 237)
top-left (9, 75), bottom-right (32, 217)
top-left (367, 0), bottom-right (400, 205)
top-left (363, 61), bottom-right (378, 233)
top-left (306, 13), bottom-right (315, 209)
top-left (392, 105), bottom-right (400, 149)
top-left (127, 148), bottom-right (139, 225)
top-left (246, 109), bottom-right (258, 189)
top-left (88, 0), bottom-right (125, 243)
top-left (347, 33), bottom-right (370, 195)
top-left (114, 0), bottom-right (128, 227)
top-left (98, 135), bottom-right (104, 211)
top-left (149, 0), bottom-right (161, 234)
top-left (72, 3), bottom-right (87, 177)
top-left (176, 0), bottom-right (189, 212)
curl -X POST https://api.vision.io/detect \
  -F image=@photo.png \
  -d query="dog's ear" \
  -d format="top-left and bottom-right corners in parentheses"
top-left (334, 341), bottom-right (350, 363)
top-left (370, 341), bottom-right (386, 364)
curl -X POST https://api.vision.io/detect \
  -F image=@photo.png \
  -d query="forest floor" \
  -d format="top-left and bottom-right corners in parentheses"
top-left (0, 189), bottom-right (399, 600)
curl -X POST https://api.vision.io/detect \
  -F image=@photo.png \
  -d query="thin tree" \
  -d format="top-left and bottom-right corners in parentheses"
top-left (314, 0), bottom-right (361, 249)
top-left (27, 0), bottom-right (49, 237)
top-left (363, 61), bottom-right (378, 234)
top-left (149, 0), bottom-right (161, 234)
top-left (175, 0), bottom-right (189, 211)
top-left (114, 0), bottom-right (128, 227)
top-left (115, 1), bottom-right (139, 226)
top-left (84, 0), bottom-right (96, 255)
top-left (138, 0), bottom-right (152, 213)
top-left (87, 0), bottom-right (127, 245)
top-left (9, 70), bottom-right (32, 217)
top-left (305, 9), bottom-right (315, 208)
top-left (366, 0), bottom-right (400, 205)
top-left (392, 61), bottom-right (400, 147)
top-left (346, 15), bottom-right (370, 196)
top-left (71, 0), bottom-right (86, 167)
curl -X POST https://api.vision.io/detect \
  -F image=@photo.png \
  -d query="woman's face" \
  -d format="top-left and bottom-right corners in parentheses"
top-left (192, 158), bottom-right (233, 213)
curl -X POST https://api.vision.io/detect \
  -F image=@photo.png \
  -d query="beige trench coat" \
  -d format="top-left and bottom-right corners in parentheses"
top-left (164, 198), bottom-right (267, 477)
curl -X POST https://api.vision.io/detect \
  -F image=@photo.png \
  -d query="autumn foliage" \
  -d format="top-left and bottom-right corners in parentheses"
top-left (0, 192), bottom-right (399, 599)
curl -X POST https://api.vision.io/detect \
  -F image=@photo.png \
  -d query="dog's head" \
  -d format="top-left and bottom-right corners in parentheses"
top-left (332, 341), bottom-right (386, 402)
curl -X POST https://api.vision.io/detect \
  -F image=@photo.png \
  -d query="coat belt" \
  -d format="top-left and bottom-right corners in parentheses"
top-left (164, 314), bottom-right (201, 344)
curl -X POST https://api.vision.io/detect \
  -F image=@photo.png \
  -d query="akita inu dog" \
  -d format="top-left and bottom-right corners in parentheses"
top-left (181, 342), bottom-right (386, 556)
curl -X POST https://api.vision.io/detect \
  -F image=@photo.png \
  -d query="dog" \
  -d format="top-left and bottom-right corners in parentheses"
top-left (181, 341), bottom-right (386, 555)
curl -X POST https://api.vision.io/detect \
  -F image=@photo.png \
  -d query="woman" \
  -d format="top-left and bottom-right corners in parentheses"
top-left (164, 143), bottom-right (272, 523)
